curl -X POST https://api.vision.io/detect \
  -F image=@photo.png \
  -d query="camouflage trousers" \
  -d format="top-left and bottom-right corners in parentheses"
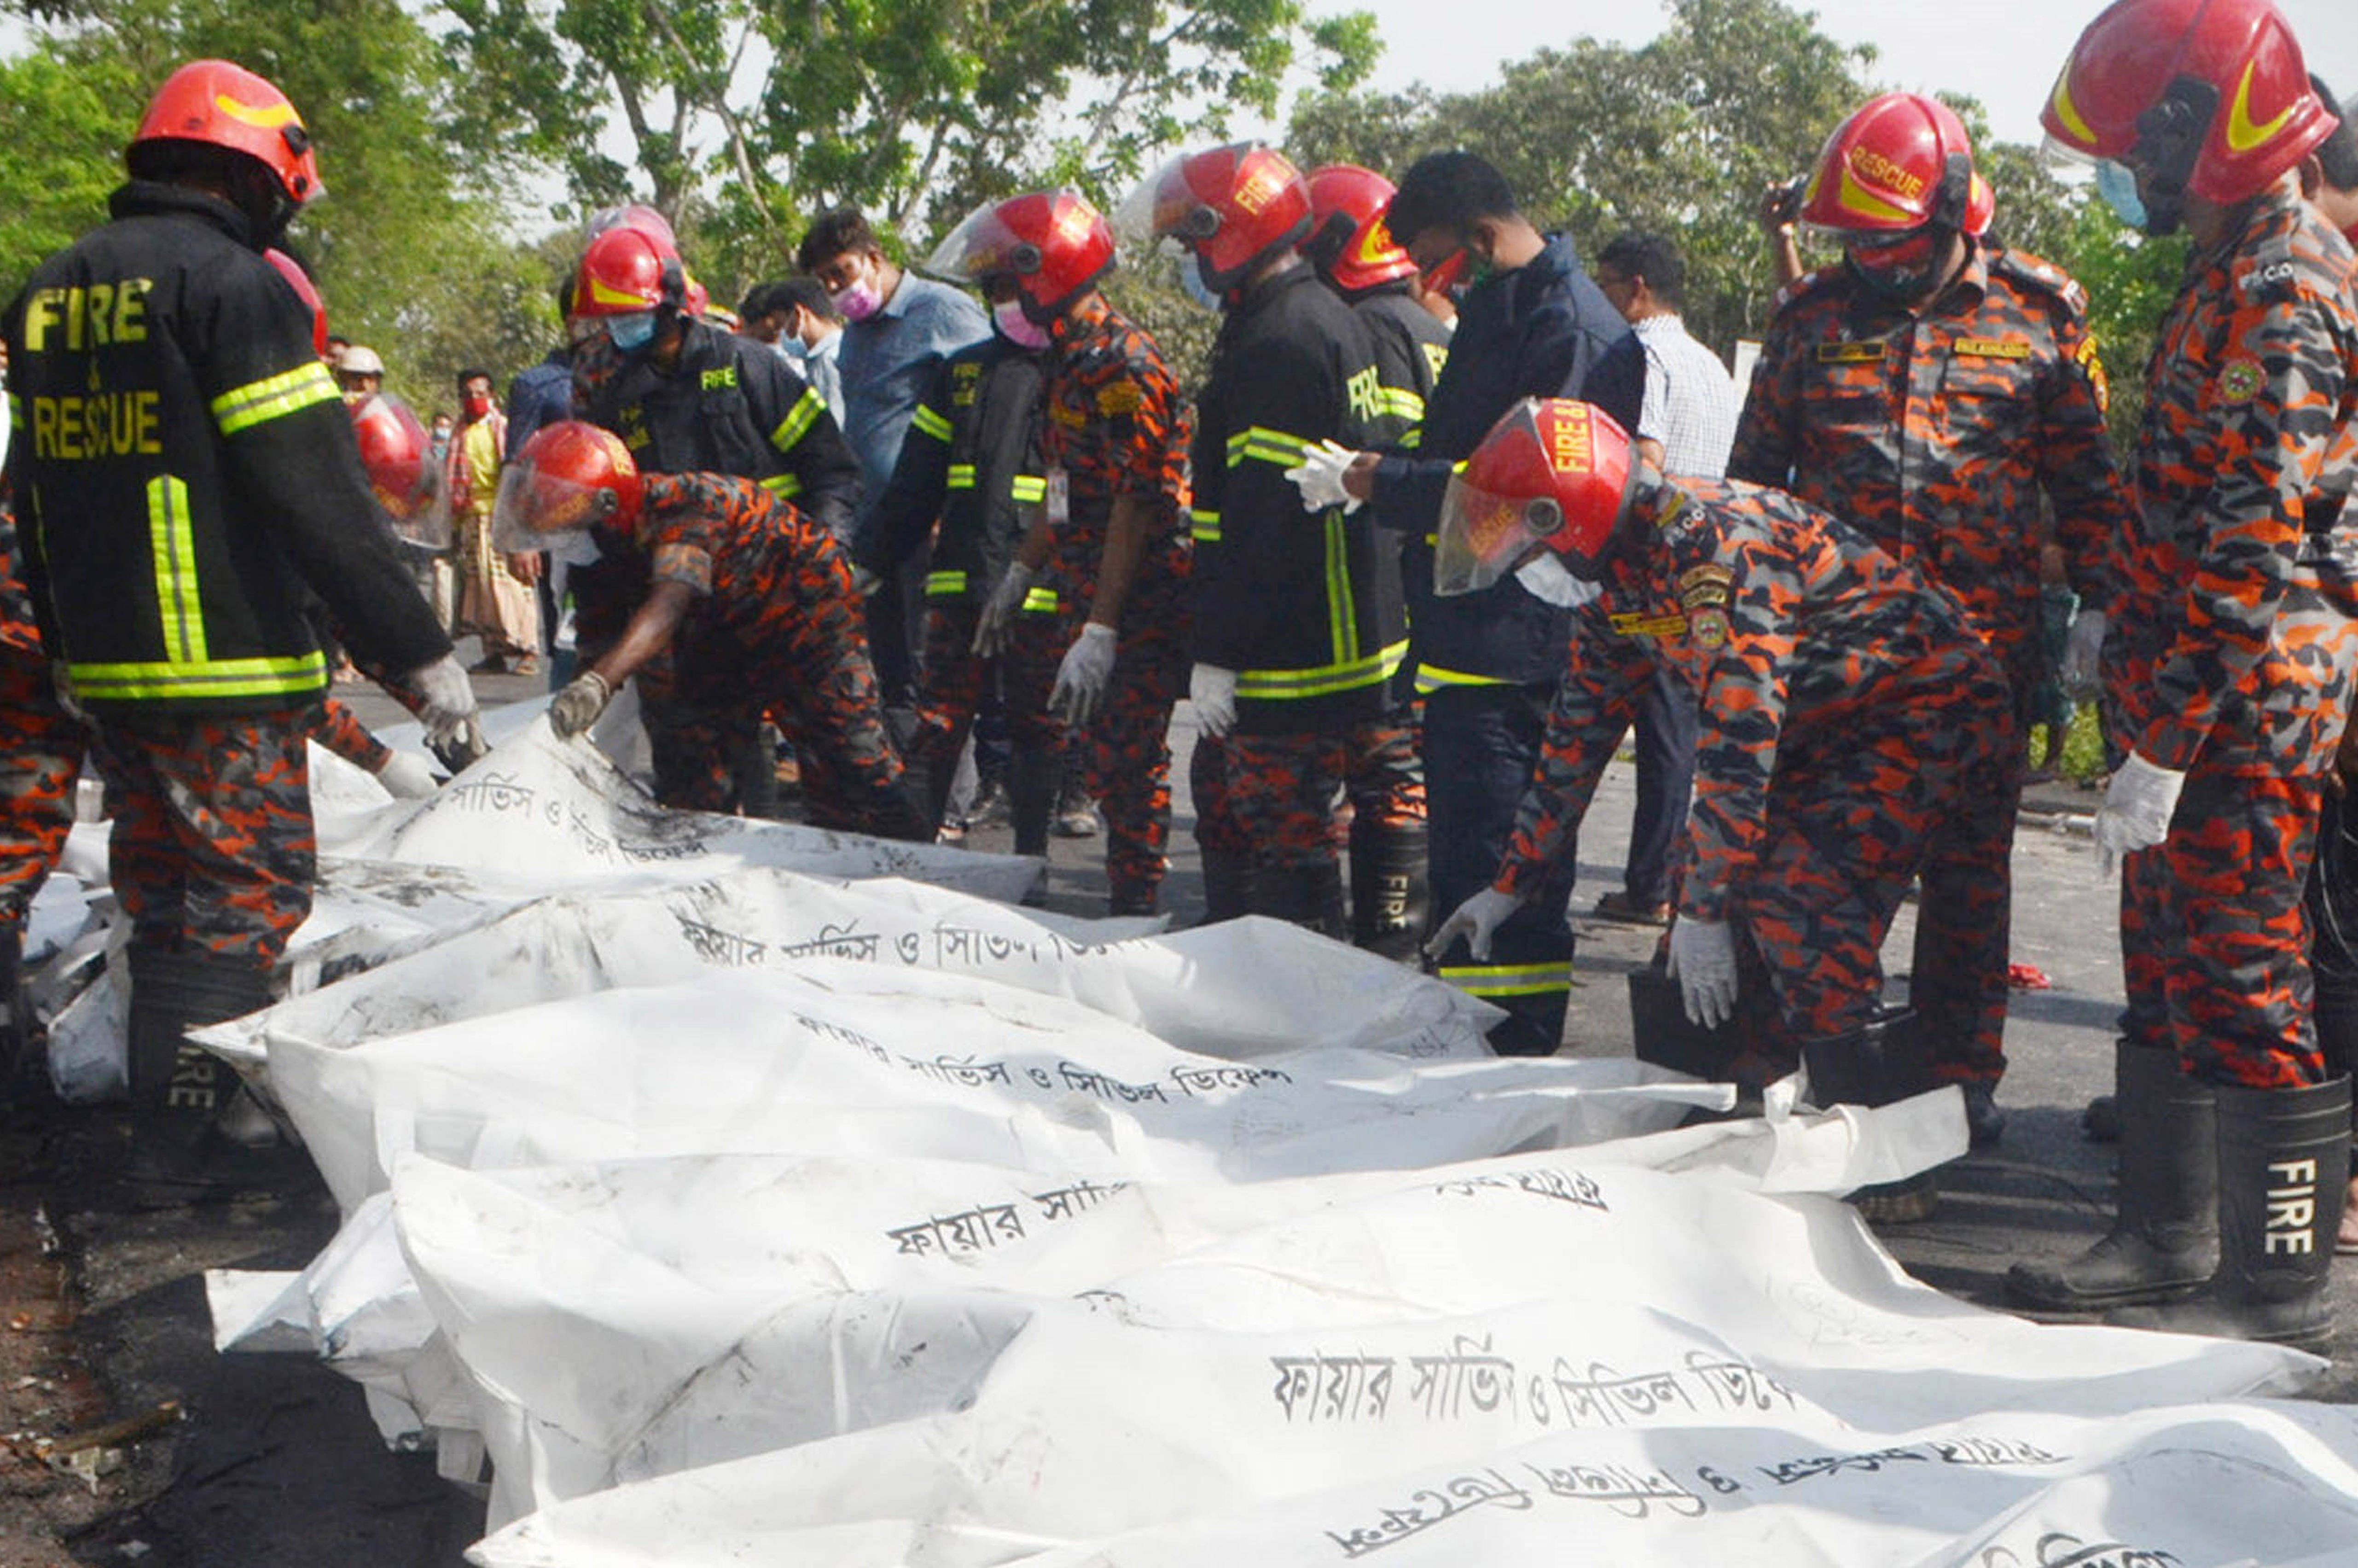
top-left (0, 651), bottom-right (84, 932)
top-left (1057, 597), bottom-right (1186, 915)
top-left (2120, 766), bottom-right (2329, 1089)
top-left (1694, 678), bottom-right (2011, 1087)
top-left (911, 594), bottom-right (1067, 769)
top-left (1905, 675), bottom-right (2028, 1087)
top-left (1191, 716), bottom-right (1424, 871)
top-left (90, 709), bottom-right (316, 965)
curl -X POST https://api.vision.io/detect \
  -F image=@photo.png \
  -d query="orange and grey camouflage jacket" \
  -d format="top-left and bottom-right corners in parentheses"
top-left (1728, 243), bottom-right (2136, 682)
top-left (1493, 478), bottom-right (2006, 923)
top-left (2110, 182), bottom-right (2358, 778)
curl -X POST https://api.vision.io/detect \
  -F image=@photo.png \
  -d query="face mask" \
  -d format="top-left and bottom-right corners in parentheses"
top-left (993, 296), bottom-right (1050, 349)
top-left (2096, 161), bottom-right (2149, 233)
top-left (465, 393), bottom-right (492, 420)
top-left (1180, 252), bottom-right (1225, 311)
top-left (1843, 228), bottom-right (1945, 301)
top-left (1513, 551), bottom-right (1600, 609)
top-left (546, 530), bottom-right (603, 569)
top-left (830, 265), bottom-right (883, 322)
top-left (606, 310), bottom-right (658, 352)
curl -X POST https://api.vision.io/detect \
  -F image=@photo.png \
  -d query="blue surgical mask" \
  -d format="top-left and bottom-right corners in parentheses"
top-left (2096, 161), bottom-right (2148, 233)
top-left (1180, 253), bottom-right (1225, 312)
top-left (607, 310), bottom-right (658, 351)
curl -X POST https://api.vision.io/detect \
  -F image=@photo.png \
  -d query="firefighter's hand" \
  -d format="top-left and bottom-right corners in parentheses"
top-left (973, 562), bottom-right (1038, 657)
top-left (1188, 663), bottom-right (1238, 738)
top-left (850, 565), bottom-right (884, 598)
top-left (1428, 885), bottom-right (1518, 961)
top-left (374, 751), bottom-right (440, 800)
top-left (1050, 622), bottom-right (1118, 725)
top-left (407, 653), bottom-right (480, 747)
top-left (549, 671), bottom-right (612, 740)
top-left (1667, 916), bottom-right (1738, 1029)
top-left (2094, 750), bottom-right (2185, 876)
top-left (2061, 608), bottom-right (2106, 703)
top-left (1284, 439), bottom-right (1365, 514)
top-left (429, 716), bottom-right (489, 775)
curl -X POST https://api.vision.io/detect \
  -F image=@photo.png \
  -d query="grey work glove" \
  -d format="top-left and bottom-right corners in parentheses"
top-left (374, 751), bottom-right (440, 800)
top-left (1189, 663), bottom-right (1238, 738)
top-left (1049, 621), bottom-right (1118, 725)
top-left (1427, 885), bottom-right (1519, 961)
top-left (2094, 750), bottom-right (2185, 877)
top-left (406, 653), bottom-right (481, 748)
top-left (549, 671), bottom-right (612, 740)
top-left (973, 562), bottom-right (1039, 658)
top-left (1667, 915), bottom-right (1738, 1030)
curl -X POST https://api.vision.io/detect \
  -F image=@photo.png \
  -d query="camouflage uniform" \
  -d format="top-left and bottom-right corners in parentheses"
top-left (303, 697), bottom-right (391, 775)
top-left (2106, 185), bottom-right (2358, 1089)
top-left (0, 512), bottom-right (81, 943)
top-left (1036, 295), bottom-right (1193, 914)
top-left (1492, 478), bottom-right (2012, 1078)
top-left (1729, 241), bottom-right (2137, 1089)
top-left (628, 472), bottom-right (929, 841)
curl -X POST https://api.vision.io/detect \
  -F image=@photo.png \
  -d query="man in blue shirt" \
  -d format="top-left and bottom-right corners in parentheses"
top-left (505, 275), bottom-right (586, 681)
top-left (798, 209), bottom-right (990, 709)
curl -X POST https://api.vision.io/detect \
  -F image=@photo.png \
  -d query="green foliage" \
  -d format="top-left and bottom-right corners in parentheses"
top-left (2058, 199), bottom-right (2190, 448)
top-left (0, 49), bottom-right (134, 290)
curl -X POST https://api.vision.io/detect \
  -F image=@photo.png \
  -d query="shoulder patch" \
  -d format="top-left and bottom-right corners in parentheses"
top-left (1677, 562), bottom-right (1733, 610)
top-left (1687, 607), bottom-right (1731, 650)
top-left (1991, 249), bottom-right (2089, 316)
top-left (1097, 378), bottom-right (1142, 417)
top-left (2074, 335), bottom-right (2110, 416)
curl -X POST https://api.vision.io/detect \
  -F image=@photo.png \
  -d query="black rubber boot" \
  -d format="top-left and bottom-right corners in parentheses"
top-left (1803, 1011), bottom-right (1940, 1224)
top-left (0, 925), bottom-right (35, 1106)
top-left (2108, 1075), bottom-right (2351, 1350)
top-left (2007, 1044), bottom-right (2216, 1312)
top-left (1347, 821), bottom-right (1429, 963)
top-left (1626, 966), bottom-right (1739, 1080)
top-left (124, 946), bottom-right (301, 1207)
top-left (1252, 859), bottom-right (1347, 941)
top-left (1009, 749), bottom-right (1059, 860)
top-left (1199, 848), bottom-right (1257, 925)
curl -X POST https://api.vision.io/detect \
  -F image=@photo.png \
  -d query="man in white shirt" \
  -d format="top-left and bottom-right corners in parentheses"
top-left (1587, 232), bottom-right (1742, 923)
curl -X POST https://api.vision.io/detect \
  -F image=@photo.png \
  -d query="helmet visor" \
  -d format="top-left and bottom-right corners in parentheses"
top-left (923, 200), bottom-right (1037, 283)
top-left (491, 461), bottom-right (612, 554)
top-left (1434, 476), bottom-right (1565, 598)
top-left (1113, 154), bottom-right (1218, 250)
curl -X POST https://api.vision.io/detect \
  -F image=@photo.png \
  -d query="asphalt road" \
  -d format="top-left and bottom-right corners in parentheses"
top-left (0, 663), bottom-right (2349, 1566)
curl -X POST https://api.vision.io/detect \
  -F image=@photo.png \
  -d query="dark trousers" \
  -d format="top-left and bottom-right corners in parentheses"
top-left (1423, 681), bottom-right (1573, 1055)
top-left (864, 550), bottom-right (929, 709)
top-left (1622, 664), bottom-right (1696, 904)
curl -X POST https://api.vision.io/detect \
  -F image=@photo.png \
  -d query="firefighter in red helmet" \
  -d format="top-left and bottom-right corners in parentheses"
top-left (1120, 143), bottom-right (1407, 939)
top-left (1, 58), bottom-right (475, 1196)
top-left (954, 189), bottom-right (1194, 914)
top-left (2009, 0), bottom-right (2358, 1348)
top-left (1430, 398), bottom-right (2012, 1165)
top-left (866, 191), bottom-right (1111, 859)
top-left (1725, 90), bottom-right (2139, 1211)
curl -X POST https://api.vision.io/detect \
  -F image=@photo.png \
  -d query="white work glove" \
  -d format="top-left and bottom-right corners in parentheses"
top-left (972, 562), bottom-right (1038, 657)
top-left (850, 564), bottom-right (884, 598)
top-left (2094, 750), bottom-right (2186, 876)
top-left (1189, 663), bottom-right (1238, 738)
top-left (1049, 621), bottom-right (1119, 725)
top-left (549, 671), bottom-right (612, 740)
top-left (405, 653), bottom-right (480, 748)
top-left (2060, 608), bottom-right (2107, 703)
top-left (373, 751), bottom-right (439, 800)
top-left (1284, 438), bottom-right (1365, 514)
top-left (1426, 885), bottom-right (1520, 961)
top-left (1514, 552), bottom-right (1602, 609)
top-left (1666, 915), bottom-right (1739, 1029)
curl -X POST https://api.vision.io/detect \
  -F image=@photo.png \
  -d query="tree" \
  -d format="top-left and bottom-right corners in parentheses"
top-left (445, 0), bottom-right (1380, 280)
top-left (0, 48), bottom-right (136, 291)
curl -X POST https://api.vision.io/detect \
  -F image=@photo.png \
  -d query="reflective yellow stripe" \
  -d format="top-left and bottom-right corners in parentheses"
top-left (1324, 511), bottom-right (1356, 670)
top-left (909, 403), bottom-right (954, 442)
top-left (209, 361), bottom-right (339, 436)
top-left (768, 388), bottom-right (824, 453)
top-left (1225, 426), bottom-right (1310, 469)
top-left (1415, 663), bottom-right (1514, 693)
top-left (1020, 586), bottom-right (1061, 614)
top-left (146, 475), bottom-right (207, 666)
top-left (1438, 960), bottom-right (1572, 999)
top-left (1376, 387), bottom-right (1424, 422)
top-left (925, 569), bottom-right (969, 597)
top-left (1237, 639), bottom-right (1407, 702)
top-left (1400, 428), bottom-right (1422, 450)
top-left (947, 464), bottom-right (978, 490)
top-left (1011, 475), bottom-right (1047, 503)
top-left (1191, 508), bottom-right (1222, 543)
top-left (68, 650), bottom-right (328, 701)
top-left (759, 473), bottom-right (805, 499)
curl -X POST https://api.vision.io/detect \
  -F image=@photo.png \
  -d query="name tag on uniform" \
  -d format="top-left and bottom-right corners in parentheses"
top-left (1045, 467), bottom-right (1070, 527)
top-left (1609, 612), bottom-right (1688, 639)
top-left (1952, 338), bottom-right (2031, 360)
top-left (1816, 342), bottom-right (1887, 364)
